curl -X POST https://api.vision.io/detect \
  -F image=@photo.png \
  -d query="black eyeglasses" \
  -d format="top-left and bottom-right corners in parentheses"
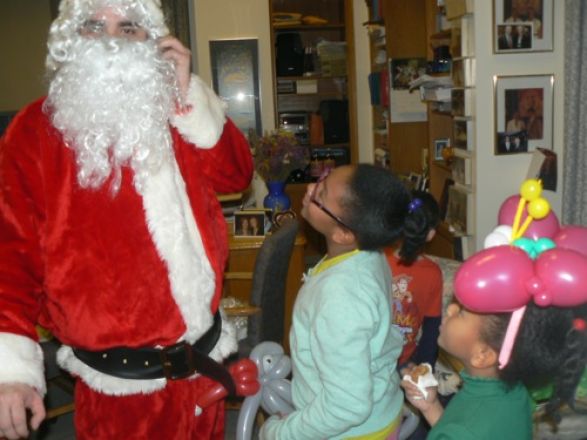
top-left (310, 168), bottom-right (353, 230)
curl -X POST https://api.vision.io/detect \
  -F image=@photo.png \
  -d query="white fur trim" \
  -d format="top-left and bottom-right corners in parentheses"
top-left (170, 75), bottom-right (227, 148)
top-left (0, 333), bottom-right (46, 395)
top-left (141, 157), bottom-right (216, 342)
top-left (57, 345), bottom-right (166, 395)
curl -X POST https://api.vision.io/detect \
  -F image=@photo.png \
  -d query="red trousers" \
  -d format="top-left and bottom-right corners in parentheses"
top-left (73, 376), bottom-right (225, 439)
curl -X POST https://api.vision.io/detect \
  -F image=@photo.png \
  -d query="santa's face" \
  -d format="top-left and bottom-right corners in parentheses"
top-left (79, 7), bottom-right (149, 41)
top-left (45, 11), bottom-right (176, 193)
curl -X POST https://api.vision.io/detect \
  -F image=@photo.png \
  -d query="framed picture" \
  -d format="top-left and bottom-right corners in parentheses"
top-left (451, 58), bottom-right (475, 88)
top-left (434, 138), bottom-right (450, 161)
top-left (389, 58), bottom-right (427, 90)
top-left (451, 88), bottom-right (475, 117)
top-left (493, 74), bottom-right (553, 155)
top-left (451, 150), bottom-right (473, 186)
top-left (445, 186), bottom-right (474, 235)
top-left (210, 39), bottom-right (262, 137)
top-left (453, 118), bottom-right (474, 150)
top-left (233, 210), bottom-right (267, 238)
top-left (493, 0), bottom-right (553, 53)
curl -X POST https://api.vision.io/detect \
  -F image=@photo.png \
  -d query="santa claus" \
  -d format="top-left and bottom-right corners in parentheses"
top-left (0, 0), bottom-right (256, 438)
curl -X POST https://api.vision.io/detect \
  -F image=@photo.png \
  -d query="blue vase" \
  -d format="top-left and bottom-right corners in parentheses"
top-left (263, 181), bottom-right (291, 212)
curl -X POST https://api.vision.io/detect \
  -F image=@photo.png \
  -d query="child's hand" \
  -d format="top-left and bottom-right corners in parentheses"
top-left (401, 379), bottom-right (438, 412)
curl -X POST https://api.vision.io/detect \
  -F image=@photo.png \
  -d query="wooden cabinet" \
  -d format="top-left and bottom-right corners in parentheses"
top-left (268, 0), bottom-right (358, 165)
top-left (224, 232), bottom-right (307, 353)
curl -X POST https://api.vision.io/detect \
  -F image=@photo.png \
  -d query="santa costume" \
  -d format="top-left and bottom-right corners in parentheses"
top-left (0, 0), bottom-right (253, 438)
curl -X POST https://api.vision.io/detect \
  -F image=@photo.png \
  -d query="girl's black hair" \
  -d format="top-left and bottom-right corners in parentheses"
top-left (400, 190), bottom-right (441, 264)
top-left (479, 302), bottom-right (587, 422)
top-left (339, 164), bottom-right (434, 259)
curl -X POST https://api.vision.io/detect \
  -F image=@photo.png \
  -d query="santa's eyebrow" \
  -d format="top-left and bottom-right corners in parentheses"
top-left (119, 21), bottom-right (141, 28)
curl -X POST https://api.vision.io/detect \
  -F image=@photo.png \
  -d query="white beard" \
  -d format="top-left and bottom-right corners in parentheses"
top-left (45, 36), bottom-right (177, 193)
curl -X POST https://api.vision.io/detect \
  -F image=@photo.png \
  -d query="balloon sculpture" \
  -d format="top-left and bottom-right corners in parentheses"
top-left (456, 179), bottom-right (587, 368)
top-left (194, 358), bottom-right (259, 415)
top-left (237, 341), bottom-right (295, 440)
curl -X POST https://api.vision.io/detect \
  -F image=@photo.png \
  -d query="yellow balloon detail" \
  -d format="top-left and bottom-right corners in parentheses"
top-left (528, 198), bottom-right (550, 220)
top-left (520, 179), bottom-right (542, 201)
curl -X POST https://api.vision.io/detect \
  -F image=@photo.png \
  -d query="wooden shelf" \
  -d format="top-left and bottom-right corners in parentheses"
top-left (277, 91), bottom-right (347, 97)
top-left (273, 23), bottom-right (345, 31)
top-left (276, 75), bottom-right (347, 81)
top-left (432, 160), bottom-right (452, 172)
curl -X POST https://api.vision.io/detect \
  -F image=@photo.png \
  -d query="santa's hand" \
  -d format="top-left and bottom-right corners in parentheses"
top-left (0, 383), bottom-right (45, 440)
top-left (228, 359), bottom-right (259, 397)
top-left (158, 36), bottom-right (191, 106)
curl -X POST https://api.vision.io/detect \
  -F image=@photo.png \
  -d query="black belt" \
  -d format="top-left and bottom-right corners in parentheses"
top-left (72, 312), bottom-right (235, 395)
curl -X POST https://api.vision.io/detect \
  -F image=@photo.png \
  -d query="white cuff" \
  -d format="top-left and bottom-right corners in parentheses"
top-left (171, 75), bottom-right (227, 148)
top-left (0, 333), bottom-right (46, 395)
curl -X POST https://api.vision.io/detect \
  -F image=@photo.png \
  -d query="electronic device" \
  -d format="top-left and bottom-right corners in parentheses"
top-left (275, 32), bottom-right (304, 77)
top-left (319, 100), bottom-right (349, 144)
top-left (278, 111), bottom-right (310, 145)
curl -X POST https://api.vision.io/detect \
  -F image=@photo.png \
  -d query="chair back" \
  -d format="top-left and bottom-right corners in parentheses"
top-left (242, 219), bottom-right (299, 352)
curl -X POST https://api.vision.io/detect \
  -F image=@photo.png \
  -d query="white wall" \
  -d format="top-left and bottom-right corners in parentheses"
top-left (353, 0), bottom-right (375, 163)
top-left (193, 0), bottom-right (276, 133)
top-left (473, 0), bottom-right (565, 249)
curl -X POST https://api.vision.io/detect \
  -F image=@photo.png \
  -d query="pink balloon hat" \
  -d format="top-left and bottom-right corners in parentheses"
top-left (454, 179), bottom-right (587, 369)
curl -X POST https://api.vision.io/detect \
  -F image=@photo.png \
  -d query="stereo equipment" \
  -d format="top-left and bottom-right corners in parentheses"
top-left (319, 99), bottom-right (349, 144)
top-left (278, 111), bottom-right (310, 145)
top-left (275, 32), bottom-right (304, 77)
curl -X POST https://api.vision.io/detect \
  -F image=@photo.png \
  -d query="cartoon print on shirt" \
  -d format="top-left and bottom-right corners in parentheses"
top-left (391, 273), bottom-right (419, 345)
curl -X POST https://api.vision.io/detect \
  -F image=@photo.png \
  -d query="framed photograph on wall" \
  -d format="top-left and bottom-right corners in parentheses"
top-left (210, 39), bottom-right (262, 137)
top-left (493, 74), bottom-right (553, 155)
top-left (493, 0), bottom-right (553, 53)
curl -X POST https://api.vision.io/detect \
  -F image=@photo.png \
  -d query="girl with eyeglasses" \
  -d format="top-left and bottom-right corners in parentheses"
top-left (260, 164), bottom-right (431, 440)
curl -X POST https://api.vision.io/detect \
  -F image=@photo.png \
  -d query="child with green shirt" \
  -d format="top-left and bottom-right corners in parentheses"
top-left (402, 253), bottom-right (587, 439)
top-left (260, 164), bottom-right (433, 440)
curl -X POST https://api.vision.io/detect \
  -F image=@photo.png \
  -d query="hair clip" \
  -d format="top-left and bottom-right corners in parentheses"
top-left (408, 198), bottom-right (423, 214)
top-left (573, 318), bottom-right (587, 332)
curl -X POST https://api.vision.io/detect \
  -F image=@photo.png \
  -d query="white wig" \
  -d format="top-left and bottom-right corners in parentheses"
top-left (46, 0), bottom-right (169, 73)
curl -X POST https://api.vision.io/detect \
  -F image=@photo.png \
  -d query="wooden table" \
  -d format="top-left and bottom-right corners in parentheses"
top-left (224, 231), bottom-right (306, 353)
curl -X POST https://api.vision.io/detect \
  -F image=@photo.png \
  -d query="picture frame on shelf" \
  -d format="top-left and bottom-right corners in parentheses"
top-left (434, 138), bottom-right (451, 161)
top-left (389, 58), bottom-right (427, 90)
top-left (439, 178), bottom-right (455, 221)
top-left (493, 0), bottom-right (553, 53)
top-left (210, 38), bottom-right (262, 137)
top-left (451, 88), bottom-right (475, 117)
top-left (451, 58), bottom-right (475, 88)
top-left (233, 210), bottom-right (267, 238)
top-left (445, 185), bottom-right (474, 235)
top-left (493, 74), bottom-right (553, 155)
top-left (453, 118), bottom-right (474, 150)
top-left (451, 150), bottom-right (473, 186)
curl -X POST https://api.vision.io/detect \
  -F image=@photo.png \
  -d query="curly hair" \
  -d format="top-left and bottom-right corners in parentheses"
top-left (479, 302), bottom-right (587, 421)
top-left (46, 0), bottom-right (169, 75)
top-left (339, 165), bottom-right (432, 257)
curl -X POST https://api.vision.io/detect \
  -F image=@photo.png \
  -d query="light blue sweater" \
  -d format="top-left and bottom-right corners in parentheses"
top-left (260, 251), bottom-right (404, 439)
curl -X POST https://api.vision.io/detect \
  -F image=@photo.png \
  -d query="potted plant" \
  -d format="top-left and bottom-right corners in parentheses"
top-left (253, 130), bottom-right (309, 212)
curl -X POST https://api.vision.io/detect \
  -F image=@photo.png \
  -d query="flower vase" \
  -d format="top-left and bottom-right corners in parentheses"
top-left (263, 181), bottom-right (291, 213)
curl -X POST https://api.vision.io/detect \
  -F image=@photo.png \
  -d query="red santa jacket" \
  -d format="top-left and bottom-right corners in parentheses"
top-left (0, 76), bottom-right (253, 395)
